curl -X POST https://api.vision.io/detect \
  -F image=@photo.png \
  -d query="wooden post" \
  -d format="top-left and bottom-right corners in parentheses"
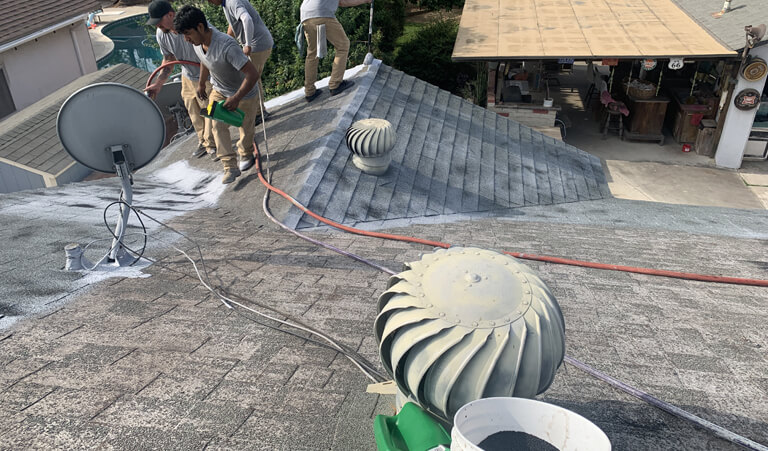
top-left (710, 63), bottom-right (737, 153)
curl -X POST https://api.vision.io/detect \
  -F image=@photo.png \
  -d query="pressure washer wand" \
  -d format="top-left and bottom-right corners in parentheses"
top-left (364, 0), bottom-right (375, 65)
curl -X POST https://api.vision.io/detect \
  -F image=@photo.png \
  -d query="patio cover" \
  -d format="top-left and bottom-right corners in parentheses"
top-left (452, 0), bottom-right (737, 61)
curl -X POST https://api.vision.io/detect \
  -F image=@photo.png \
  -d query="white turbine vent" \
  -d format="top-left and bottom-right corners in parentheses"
top-left (345, 118), bottom-right (395, 175)
top-left (374, 247), bottom-right (566, 422)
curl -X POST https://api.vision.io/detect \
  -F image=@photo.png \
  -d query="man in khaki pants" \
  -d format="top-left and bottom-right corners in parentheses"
top-left (145, 0), bottom-right (216, 160)
top-left (175, 6), bottom-right (260, 185)
top-left (206, 0), bottom-right (273, 141)
top-left (300, 0), bottom-right (371, 102)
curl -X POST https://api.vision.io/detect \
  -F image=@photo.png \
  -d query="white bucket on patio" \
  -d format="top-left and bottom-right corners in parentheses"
top-left (451, 397), bottom-right (611, 451)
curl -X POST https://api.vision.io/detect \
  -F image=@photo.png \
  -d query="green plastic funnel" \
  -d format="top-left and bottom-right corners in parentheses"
top-left (374, 402), bottom-right (451, 451)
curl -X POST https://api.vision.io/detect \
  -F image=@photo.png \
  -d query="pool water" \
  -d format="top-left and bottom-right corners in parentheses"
top-left (97, 14), bottom-right (164, 72)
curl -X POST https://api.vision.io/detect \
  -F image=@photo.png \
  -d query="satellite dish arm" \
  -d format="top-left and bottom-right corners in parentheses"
top-left (107, 145), bottom-right (134, 263)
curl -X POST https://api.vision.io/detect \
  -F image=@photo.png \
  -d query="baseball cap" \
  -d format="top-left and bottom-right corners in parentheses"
top-left (146, 0), bottom-right (173, 26)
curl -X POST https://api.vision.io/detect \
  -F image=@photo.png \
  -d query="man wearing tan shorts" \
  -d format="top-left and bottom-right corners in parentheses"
top-left (300, 0), bottom-right (371, 102)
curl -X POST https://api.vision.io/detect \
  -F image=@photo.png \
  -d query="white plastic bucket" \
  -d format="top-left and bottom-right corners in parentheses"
top-left (543, 98), bottom-right (554, 107)
top-left (451, 397), bottom-right (611, 451)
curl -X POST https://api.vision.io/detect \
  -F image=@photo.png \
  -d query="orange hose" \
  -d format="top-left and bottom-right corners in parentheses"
top-left (253, 152), bottom-right (768, 287)
top-left (147, 61), bottom-right (768, 288)
top-left (146, 60), bottom-right (200, 89)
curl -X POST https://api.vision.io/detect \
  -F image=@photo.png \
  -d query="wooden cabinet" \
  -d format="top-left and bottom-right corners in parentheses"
top-left (667, 90), bottom-right (716, 144)
top-left (623, 95), bottom-right (669, 144)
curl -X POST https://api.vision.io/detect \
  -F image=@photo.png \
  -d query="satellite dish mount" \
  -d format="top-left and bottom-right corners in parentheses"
top-left (57, 82), bottom-right (165, 270)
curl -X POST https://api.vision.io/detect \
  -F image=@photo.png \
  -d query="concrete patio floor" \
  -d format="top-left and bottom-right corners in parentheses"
top-left (552, 63), bottom-right (768, 210)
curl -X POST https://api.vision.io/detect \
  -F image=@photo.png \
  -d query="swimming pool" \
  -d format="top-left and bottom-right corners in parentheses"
top-left (97, 14), bottom-right (163, 72)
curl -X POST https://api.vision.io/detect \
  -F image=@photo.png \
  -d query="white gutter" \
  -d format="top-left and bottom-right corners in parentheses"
top-left (0, 14), bottom-right (89, 54)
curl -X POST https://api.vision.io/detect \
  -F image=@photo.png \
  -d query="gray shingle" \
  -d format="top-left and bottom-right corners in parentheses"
top-left (460, 106), bottom-right (484, 212)
top-left (388, 80), bottom-right (433, 219)
top-left (493, 113), bottom-right (511, 209)
top-left (532, 132), bottom-right (553, 206)
top-left (672, 0), bottom-right (766, 50)
top-left (427, 94), bottom-right (462, 215)
top-left (519, 126), bottom-right (539, 206)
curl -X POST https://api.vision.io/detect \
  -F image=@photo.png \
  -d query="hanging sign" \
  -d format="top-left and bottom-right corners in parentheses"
top-left (601, 58), bottom-right (619, 66)
top-left (734, 88), bottom-right (761, 110)
top-left (558, 58), bottom-right (575, 64)
top-left (642, 59), bottom-right (657, 70)
top-left (742, 57), bottom-right (768, 82)
top-left (668, 58), bottom-right (684, 70)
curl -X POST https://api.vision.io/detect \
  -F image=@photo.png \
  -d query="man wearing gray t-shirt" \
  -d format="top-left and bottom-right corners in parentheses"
top-left (175, 6), bottom-right (260, 185)
top-left (206, 0), bottom-right (273, 122)
top-left (146, 0), bottom-right (216, 159)
top-left (300, 0), bottom-right (371, 102)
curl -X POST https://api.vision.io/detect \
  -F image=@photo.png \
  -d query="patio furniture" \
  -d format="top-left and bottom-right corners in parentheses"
top-left (602, 107), bottom-right (624, 140)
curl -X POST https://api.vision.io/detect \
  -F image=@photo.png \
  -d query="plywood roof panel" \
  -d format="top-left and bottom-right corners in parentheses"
top-left (453, 0), bottom-right (736, 60)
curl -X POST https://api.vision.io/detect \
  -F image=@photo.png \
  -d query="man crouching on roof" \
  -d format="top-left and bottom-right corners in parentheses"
top-left (174, 5), bottom-right (260, 185)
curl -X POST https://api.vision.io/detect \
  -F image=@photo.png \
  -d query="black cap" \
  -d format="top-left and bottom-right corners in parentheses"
top-left (146, 0), bottom-right (173, 26)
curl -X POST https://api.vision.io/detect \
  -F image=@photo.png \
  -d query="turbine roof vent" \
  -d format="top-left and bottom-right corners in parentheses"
top-left (374, 247), bottom-right (566, 422)
top-left (345, 118), bottom-right (395, 175)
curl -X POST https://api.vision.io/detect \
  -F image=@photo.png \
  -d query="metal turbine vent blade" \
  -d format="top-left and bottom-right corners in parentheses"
top-left (374, 247), bottom-right (566, 422)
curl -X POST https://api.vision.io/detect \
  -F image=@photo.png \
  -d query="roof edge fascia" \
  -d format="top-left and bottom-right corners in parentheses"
top-left (0, 14), bottom-right (89, 53)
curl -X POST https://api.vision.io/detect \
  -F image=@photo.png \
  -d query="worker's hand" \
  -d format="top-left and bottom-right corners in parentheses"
top-left (243, 45), bottom-right (251, 56)
top-left (145, 83), bottom-right (162, 99)
top-left (196, 84), bottom-right (208, 101)
top-left (222, 96), bottom-right (240, 111)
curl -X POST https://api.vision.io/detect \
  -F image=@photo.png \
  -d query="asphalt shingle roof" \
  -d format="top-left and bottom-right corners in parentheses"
top-left (0, 59), bottom-right (767, 449)
top-left (0, 64), bottom-right (150, 176)
top-left (0, 0), bottom-right (100, 48)
top-left (672, 0), bottom-right (768, 51)
top-left (274, 62), bottom-right (610, 229)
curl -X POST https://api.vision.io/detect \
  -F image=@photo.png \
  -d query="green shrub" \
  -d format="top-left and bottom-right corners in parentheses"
top-left (176, 0), bottom-right (405, 98)
top-left (392, 18), bottom-right (474, 96)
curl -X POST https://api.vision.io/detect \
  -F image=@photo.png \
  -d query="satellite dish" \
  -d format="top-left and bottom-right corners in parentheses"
top-left (57, 82), bottom-right (165, 174)
top-left (152, 80), bottom-right (183, 114)
top-left (57, 82), bottom-right (166, 268)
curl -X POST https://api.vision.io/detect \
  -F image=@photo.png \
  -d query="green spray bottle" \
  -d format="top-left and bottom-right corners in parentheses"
top-left (202, 100), bottom-right (245, 127)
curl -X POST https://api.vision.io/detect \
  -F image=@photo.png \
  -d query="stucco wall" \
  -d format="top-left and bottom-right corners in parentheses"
top-left (0, 20), bottom-right (97, 112)
top-left (0, 161), bottom-right (46, 193)
top-left (714, 45), bottom-right (768, 169)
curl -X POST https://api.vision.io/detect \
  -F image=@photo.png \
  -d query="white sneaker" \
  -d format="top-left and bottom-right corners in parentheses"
top-left (239, 155), bottom-right (255, 171)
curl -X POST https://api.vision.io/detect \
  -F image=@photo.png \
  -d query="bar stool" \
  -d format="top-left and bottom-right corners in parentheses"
top-left (602, 102), bottom-right (624, 140)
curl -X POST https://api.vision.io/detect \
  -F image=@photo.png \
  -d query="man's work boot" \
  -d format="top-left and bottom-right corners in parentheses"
top-left (330, 80), bottom-right (354, 96)
top-left (222, 167), bottom-right (241, 185)
top-left (305, 89), bottom-right (322, 103)
top-left (192, 144), bottom-right (207, 158)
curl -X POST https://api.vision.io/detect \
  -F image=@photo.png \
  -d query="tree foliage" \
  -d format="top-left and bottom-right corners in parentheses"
top-left (406, 0), bottom-right (464, 11)
top-left (180, 0), bottom-right (405, 99)
top-left (392, 19), bottom-right (474, 95)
